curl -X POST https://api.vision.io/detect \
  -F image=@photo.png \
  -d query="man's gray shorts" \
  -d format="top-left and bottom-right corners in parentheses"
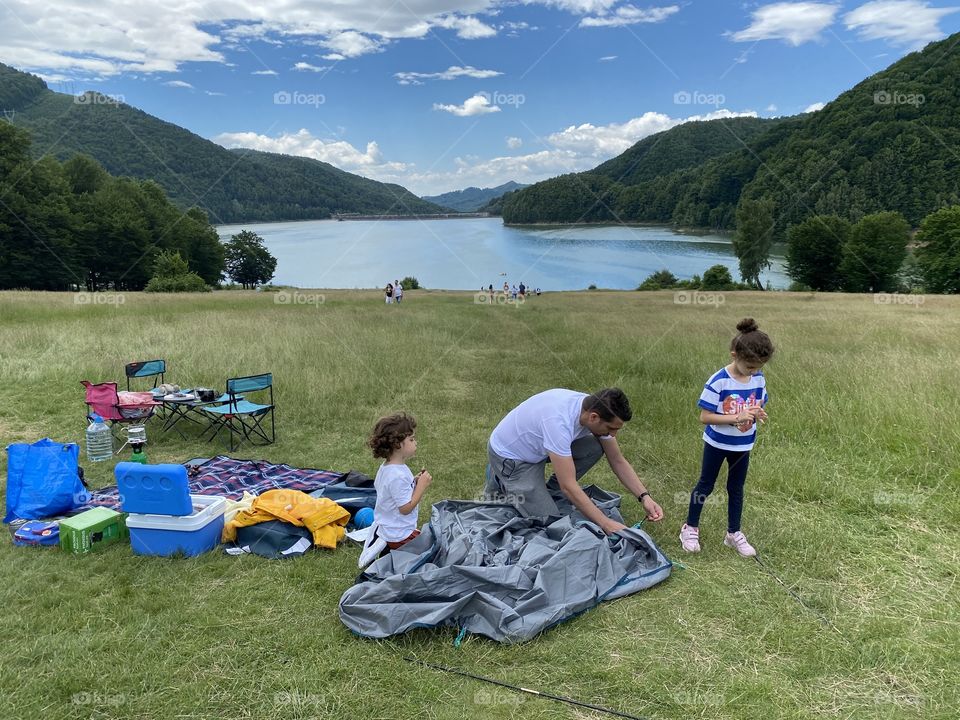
top-left (484, 435), bottom-right (604, 517)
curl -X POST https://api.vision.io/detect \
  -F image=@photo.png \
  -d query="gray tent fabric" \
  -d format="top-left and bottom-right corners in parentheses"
top-left (338, 484), bottom-right (672, 643)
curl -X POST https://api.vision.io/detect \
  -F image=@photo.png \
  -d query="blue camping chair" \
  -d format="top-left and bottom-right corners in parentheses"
top-left (125, 359), bottom-right (166, 390)
top-left (202, 373), bottom-right (276, 451)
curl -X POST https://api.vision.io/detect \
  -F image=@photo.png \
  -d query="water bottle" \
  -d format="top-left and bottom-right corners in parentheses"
top-left (85, 414), bottom-right (113, 462)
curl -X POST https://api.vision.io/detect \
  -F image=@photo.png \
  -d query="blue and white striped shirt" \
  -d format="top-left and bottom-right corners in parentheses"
top-left (698, 368), bottom-right (768, 451)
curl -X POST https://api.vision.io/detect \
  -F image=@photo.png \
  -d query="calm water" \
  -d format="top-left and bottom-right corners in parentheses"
top-left (216, 218), bottom-right (789, 290)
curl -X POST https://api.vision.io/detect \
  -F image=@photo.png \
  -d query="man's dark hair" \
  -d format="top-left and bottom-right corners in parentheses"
top-left (582, 388), bottom-right (632, 422)
top-left (368, 412), bottom-right (417, 459)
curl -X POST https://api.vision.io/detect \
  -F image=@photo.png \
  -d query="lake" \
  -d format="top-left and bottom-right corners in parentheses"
top-left (215, 218), bottom-right (789, 290)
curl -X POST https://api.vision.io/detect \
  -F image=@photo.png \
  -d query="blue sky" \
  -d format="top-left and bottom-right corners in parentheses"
top-left (2, 1), bottom-right (958, 195)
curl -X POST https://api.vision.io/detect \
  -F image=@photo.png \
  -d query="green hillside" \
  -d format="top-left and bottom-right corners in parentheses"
top-left (0, 63), bottom-right (441, 223)
top-left (504, 33), bottom-right (960, 236)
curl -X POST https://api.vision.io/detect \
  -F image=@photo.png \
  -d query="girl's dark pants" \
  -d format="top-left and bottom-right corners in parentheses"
top-left (686, 442), bottom-right (751, 533)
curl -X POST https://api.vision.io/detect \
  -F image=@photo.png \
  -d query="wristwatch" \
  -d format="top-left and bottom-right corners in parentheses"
top-left (637, 491), bottom-right (650, 502)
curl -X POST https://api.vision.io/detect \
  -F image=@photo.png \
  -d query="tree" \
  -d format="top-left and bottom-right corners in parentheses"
top-left (732, 198), bottom-right (775, 288)
top-left (145, 250), bottom-right (209, 292)
top-left (840, 212), bottom-right (910, 292)
top-left (915, 205), bottom-right (960, 293)
top-left (700, 264), bottom-right (735, 290)
top-left (786, 215), bottom-right (852, 291)
top-left (637, 269), bottom-right (679, 290)
top-left (224, 230), bottom-right (277, 288)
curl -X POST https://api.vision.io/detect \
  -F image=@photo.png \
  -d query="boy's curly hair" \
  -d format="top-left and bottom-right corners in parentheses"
top-left (368, 412), bottom-right (417, 459)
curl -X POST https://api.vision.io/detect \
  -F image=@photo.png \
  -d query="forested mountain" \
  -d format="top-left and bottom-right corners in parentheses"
top-left (503, 33), bottom-right (960, 236)
top-left (423, 181), bottom-right (527, 211)
top-left (0, 63), bottom-right (441, 223)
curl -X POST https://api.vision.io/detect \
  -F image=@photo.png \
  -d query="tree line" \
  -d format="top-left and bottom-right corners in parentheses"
top-left (0, 121), bottom-right (277, 291)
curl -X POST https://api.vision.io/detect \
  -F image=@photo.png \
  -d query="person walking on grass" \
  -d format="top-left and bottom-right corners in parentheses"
top-left (485, 388), bottom-right (664, 534)
top-left (384, 283), bottom-right (394, 304)
top-left (369, 412), bottom-right (432, 551)
top-left (394, 279), bottom-right (403, 304)
top-left (680, 318), bottom-right (774, 557)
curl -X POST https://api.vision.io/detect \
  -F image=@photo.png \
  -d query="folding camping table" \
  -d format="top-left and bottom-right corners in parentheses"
top-left (159, 391), bottom-right (229, 439)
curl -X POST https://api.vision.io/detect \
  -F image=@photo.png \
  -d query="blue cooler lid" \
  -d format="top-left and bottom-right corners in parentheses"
top-left (115, 462), bottom-right (192, 516)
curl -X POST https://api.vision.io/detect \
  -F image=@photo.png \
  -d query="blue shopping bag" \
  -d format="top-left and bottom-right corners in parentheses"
top-left (4, 439), bottom-right (89, 522)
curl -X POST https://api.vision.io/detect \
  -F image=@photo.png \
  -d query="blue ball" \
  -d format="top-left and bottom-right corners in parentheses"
top-left (354, 507), bottom-right (374, 529)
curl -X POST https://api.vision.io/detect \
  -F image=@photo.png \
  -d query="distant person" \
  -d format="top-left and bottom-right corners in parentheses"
top-left (368, 412), bottom-right (433, 551)
top-left (384, 283), bottom-right (394, 304)
top-left (484, 388), bottom-right (664, 534)
top-left (488, 284), bottom-right (495, 302)
top-left (503, 281), bottom-right (509, 297)
top-left (518, 282), bottom-right (525, 298)
top-left (511, 284), bottom-right (518, 300)
top-left (679, 318), bottom-right (774, 558)
top-left (394, 279), bottom-right (404, 305)
top-left (535, 287), bottom-right (541, 296)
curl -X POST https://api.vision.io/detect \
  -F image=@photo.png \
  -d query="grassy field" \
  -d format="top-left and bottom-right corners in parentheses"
top-left (0, 288), bottom-right (957, 720)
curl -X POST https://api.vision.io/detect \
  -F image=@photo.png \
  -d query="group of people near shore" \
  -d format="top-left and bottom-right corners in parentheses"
top-left (367, 318), bottom-right (775, 559)
top-left (483, 282), bottom-right (541, 301)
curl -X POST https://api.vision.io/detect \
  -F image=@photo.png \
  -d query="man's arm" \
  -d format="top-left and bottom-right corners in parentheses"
top-left (599, 437), bottom-right (664, 522)
top-left (548, 452), bottom-right (626, 533)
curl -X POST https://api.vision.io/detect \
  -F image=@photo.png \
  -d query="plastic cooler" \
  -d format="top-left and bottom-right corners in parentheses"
top-left (115, 462), bottom-right (192, 515)
top-left (126, 495), bottom-right (226, 557)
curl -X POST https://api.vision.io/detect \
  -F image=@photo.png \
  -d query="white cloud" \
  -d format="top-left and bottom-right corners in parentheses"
top-left (433, 93), bottom-right (502, 116)
top-left (599, 55), bottom-right (618, 61)
top-left (766, 103), bottom-right (778, 112)
top-left (844, 1), bottom-right (959, 48)
top-left (164, 80), bottom-right (194, 88)
top-left (434, 14), bottom-right (498, 38)
top-left (214, 129), bottom-right (411, 176)
top-left (395, 65), bottom-right (503, 85)
top-left (581, 4), bottom-right (681, 28)
top-left (804, 101), bottom-right (826, 112)
top-left (205, 90), bottom-right (225, 96)
top-left (217, 107), bottom-right (758, 195)
top-left (506, 136), bottom-right (523, 148)
top-left (252, 69), bottom-right (278, 75)
top-left (320, 30), bottom-right (385, 59)
top-left (293, 62), bottom-right (329, 72)
top-left (730, 2), bottom-right (839, 45)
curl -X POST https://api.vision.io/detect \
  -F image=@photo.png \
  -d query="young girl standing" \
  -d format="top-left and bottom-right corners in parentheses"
top-left (680, 318), bottom-right (775, 557)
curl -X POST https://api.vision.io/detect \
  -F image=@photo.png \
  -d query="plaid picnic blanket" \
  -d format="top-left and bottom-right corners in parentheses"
top-left (80, 456), bottom-right (341, 511)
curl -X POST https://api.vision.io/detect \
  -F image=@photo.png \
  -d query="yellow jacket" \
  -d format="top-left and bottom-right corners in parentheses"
top-left (222, 489), bottom-right (350, 549)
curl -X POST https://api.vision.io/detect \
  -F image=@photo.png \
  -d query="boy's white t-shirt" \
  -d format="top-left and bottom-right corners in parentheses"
top-left (373, 463), bottom-right (418, 542)
top-left (489, 388), bottom-right (608, 463)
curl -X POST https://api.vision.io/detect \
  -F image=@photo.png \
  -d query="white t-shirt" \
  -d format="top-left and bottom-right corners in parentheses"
top-left (489, 388), bottom-right (606, 463)
top-left (395, 283), bottom-right (403, 297)
top-left (373, 463), bottom-right (418, 542)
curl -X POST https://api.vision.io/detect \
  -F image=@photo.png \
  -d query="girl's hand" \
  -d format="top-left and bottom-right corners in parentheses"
top-left (416, 470), bottom-right (433, 487)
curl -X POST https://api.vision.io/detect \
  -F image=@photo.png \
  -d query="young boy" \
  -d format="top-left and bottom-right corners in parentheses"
top-left (368, 412), bottom-right (432, 549)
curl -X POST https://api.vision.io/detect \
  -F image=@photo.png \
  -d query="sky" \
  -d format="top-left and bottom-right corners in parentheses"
top-left (2, 1), bottom-right (959, 196)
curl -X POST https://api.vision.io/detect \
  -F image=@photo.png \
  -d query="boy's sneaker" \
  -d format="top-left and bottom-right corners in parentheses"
top-left (679, 524), bottom-right (701, 552)
top-left (723, 531), bottom-right (756, 557)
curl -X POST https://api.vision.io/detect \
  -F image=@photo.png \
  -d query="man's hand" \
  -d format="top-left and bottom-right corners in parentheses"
top-left (641, 495), bottom-right (664, 522)
top-left (600, 518), bottom-right (628, 535)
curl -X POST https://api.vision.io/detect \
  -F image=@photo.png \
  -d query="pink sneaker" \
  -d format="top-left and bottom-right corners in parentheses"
top-left (679, 524), bottom-right (701, 552)
top-left (723, 531), bottom-right (756, 557)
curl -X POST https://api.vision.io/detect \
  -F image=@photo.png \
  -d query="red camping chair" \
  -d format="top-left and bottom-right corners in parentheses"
top-left (81, 381), bottom-right (161, 436)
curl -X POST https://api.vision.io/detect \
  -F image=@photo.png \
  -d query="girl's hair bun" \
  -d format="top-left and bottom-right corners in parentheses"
top-left (736, 318), bottom-right (759, 334)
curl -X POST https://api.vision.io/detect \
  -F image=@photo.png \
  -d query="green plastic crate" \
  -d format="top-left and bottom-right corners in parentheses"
top-left (59, 508), bottom-right (128, 554)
